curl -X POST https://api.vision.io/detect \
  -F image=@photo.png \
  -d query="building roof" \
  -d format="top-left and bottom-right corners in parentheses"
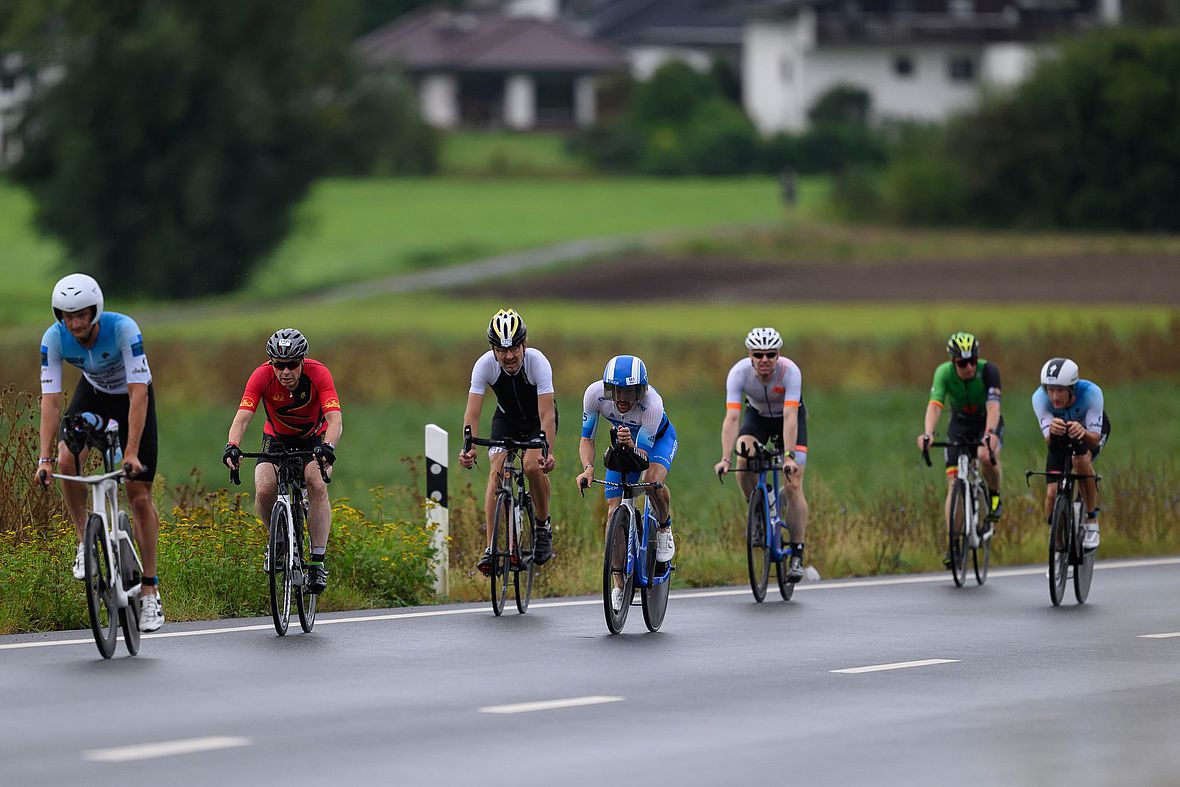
top-left (356, 9), bottom-right (625, 72)
top-left (580, 0), bottom-right (749, 47)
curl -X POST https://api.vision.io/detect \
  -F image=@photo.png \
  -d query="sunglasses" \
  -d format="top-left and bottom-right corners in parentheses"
top-left (270, 359), bottom-right (302, 370)
top-left (752, 351), bottom-right (778, 360)
top-left (954, 358), bottom-right (977, 368)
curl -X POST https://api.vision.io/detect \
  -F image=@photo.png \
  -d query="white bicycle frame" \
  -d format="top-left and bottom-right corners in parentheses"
top-left (273, 490), bottom-right (303, 585)
top-left (53, 468), bottom-right (142, 608)
top-left (954, 453), bottom-right (985, 550)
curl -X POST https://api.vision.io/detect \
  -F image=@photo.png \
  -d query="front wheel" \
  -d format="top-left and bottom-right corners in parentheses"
top-left (1048, 493), bottom-right (1070, 607)
top-left (84, 514), bottom-right (118, 659)
top-left (514, 502), bottom-right (536, 614)
top-left (269, 503), bottom-right (292, 636)
top-left (490, 494), bottom-right (512, 617)
top-left (746, 487), bottom-right (771, 602)
top-left (603, 506), bottom-right (633, 634)
top-left (948, 482), bottom-right (970, 587)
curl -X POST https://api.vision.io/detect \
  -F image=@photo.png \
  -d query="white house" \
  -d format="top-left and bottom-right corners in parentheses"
top-left (744, 0), bottom-right (1120, 133)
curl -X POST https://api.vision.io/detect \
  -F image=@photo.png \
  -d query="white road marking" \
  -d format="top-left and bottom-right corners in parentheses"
top-left (479, 695), bottom-right (624, 714)
top-left (831, 658), bottom-right (959, 674)
top-left (1138, 632), bottom-right (1180, 639)
top-left (82, 736), bottom-right (251, 762)
top-left (5, 557), bottom-right (1180, 652)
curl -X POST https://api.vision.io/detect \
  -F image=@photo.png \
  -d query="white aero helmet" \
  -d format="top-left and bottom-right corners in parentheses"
top-left (52, 273), bottom-right (104, 325)
top-left (745, 327), bottom-right (783, 351)
top-left (1040, 357), bottom-right (1079, 388)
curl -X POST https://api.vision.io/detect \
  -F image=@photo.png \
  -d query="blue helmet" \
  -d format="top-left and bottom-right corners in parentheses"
top-left (603, 355), bottom-right (648, 401)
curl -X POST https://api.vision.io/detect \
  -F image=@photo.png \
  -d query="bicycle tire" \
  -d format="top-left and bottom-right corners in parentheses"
top-left (296, 504), bottom-right (317, 633)
top-left (775, 523), bottom-right (796, 601)
top-left (514, 500), bottom-right (536, 614)
top-left (116, 512), bottom-right (141, 655)
top-left (490, 494), bottom-right (511, 616)
top-left (1048, 493), bottom-right (1070, 606)
top-left (948, 482), bottom-right (969, 587)
top-left (269, 503), bottom-right (292, 636)
top-left (84, 513), bottom-right (118, 659)
top-left (1073, 499), bottom-right (1095, 603)
top-left (973, 482), bottom-right (991, 586)
top-left (642, 510), bottom-right (670, 631)
top-left (603, 506), bottom-right (633, 634)
top-left (746, 487), bottom-right (771, 602)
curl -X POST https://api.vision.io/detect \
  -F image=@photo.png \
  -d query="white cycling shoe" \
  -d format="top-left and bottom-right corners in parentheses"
top-left (655, 527), bottom-right (675, 562)
top-left (140, 593), bottom-right (164, 632)
top-left (1082, 522), bottom-right (1100, 551)
top-left (610, 586), bottom-right (625, 612)
top-left (72, 542), bottom-right (86, 581)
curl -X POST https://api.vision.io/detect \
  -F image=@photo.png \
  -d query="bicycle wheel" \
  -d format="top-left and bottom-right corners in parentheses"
top-left (83, 514), bottom-right (118, 659)
top-left (775, 526), bottom-right (796, 601)
top-left (746, 487), bottom-right (771, 602)
top-left (514, 501), bottom-right (537, 614)
top-left (972, 483), bottom-right (990, 586)
top-left (948, 482), bottom-right (970, 587)
top-left (1073, 500), bottom-right (1095, 603)
top-left (269, 503), bottom-right (292, 636)
top-left (490, 494), bottom-right (511, 617)
top-left (1047, 493), bottom-right (1070, 607)
top-left (641, 513), bottom-right (670, 632)
top-left (296, 507), bottom-right (317, 633)
top-left (603, 506), bottom-right (633, 634)
top-left (116, 512), bottom-right (141, 655)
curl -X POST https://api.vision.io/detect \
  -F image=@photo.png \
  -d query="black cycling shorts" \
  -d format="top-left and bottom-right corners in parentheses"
top-left (1046, 413), bottom-right (1110, 474)
top-left (738, 402), bottom-right (809, 453)
top-left (61, 381), bottom-right (158, 482)
top-left (944, 416), bottom-right (1004, 469)
top-left (489, 405), bottom-right (558, 451)
top-left (257, 433), bottom-right (324, 467)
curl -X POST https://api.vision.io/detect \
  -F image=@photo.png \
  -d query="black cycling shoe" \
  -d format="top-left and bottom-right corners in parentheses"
top-left (306, 562), bottom-right (328, 594)
top-left (476, 548), bottom-right (493, 576)
top-left (786, 555), bottom-right (805, 583)
top-left (533, 523), bottom-right (554, 565)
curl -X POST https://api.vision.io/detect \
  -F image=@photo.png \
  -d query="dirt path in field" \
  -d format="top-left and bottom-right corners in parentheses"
top-left (456, 254), bottom-right (1180, 303)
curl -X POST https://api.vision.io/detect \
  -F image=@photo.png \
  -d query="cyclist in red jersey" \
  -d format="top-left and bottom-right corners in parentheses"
top-left (222, 329), bottom-right (342, 593)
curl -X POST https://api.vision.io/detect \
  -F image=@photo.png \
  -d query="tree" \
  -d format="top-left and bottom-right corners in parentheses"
top-left (5, 0), bottom-right (387, 298)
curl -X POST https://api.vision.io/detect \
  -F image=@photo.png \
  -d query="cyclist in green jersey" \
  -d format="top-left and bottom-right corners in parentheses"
top-left (916, 332), bottom-right (1004, 546)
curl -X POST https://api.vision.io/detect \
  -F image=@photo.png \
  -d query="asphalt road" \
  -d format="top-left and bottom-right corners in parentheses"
top-left (5, 557), bottom-right (1180, 787)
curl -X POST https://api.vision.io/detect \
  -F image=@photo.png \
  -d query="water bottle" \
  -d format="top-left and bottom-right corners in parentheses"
top-left (104, 418), bottom-right (123, 467)
top-left (766, 485), bottom-right (778, 519)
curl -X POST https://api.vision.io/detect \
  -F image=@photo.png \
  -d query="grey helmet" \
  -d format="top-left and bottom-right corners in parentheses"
top-left (266, 328), bottom-right (309, 360)
top-left (1040, 357), bottom-right (1079, 388)
top-left (51, 273), bottom-right (104, 325)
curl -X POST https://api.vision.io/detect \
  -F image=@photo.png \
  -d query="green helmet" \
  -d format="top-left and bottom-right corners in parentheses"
top-left (946, 331), bottom-right (979, 359)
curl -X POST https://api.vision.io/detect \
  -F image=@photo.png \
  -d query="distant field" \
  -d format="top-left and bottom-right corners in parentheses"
top-left (439, 131), bottom-right (590, 177)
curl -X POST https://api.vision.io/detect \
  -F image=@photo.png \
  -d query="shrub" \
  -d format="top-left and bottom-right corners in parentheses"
top-left (683, 97), bottom-right (761, 175)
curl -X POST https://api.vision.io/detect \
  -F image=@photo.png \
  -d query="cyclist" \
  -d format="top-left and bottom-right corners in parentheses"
top-left (34, 273), bottom-right (165, 632)
top-left (458, 309), bottom-right (557, 574)
top-left (713, 327), bottom-right (810, 582)
top-left (916, 332), bottom-right (1004, 553)
top-left (222, 329), bottom-right (341, 594)
top-left (1032, 358), bottom-right (1110, 550)
top-left (576, 355), bottom-right (677, 586)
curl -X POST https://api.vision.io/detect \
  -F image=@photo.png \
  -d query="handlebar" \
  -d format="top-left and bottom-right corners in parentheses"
top-left (228, 449), bottom-right (331, 486)
top-left (922, 437), bottom-right (996, 468)
top-left (579, 477), bottom-right (663, 498)
top-left (462, 425), bottom-right (548, 460)
top-left (1025, 469), bottom-right (1102, 487)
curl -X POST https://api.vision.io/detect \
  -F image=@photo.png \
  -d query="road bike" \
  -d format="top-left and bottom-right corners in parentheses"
top-left (230, 447), bottom-right (330, 635)
top-left (726, 440), bottom-right (796, 602)
top-left (923, 437), bottom-right (996, 587)
top-left (463, 426), bottom-right (548, 616)
top-left (1027, 469), bottom-right (1100, 606)
top-left (581, 440), bottom-right (672, 634)
top-left (50, 413), bottom-right (143, 659)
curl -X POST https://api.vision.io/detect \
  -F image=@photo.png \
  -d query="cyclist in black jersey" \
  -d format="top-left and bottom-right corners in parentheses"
top-left (458, 310), bottom-right (558, 573)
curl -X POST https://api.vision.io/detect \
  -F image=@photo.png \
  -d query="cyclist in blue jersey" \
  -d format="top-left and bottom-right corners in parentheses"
top-left (33, 274), bottom-right (164, 631)
top-left (1032, 358), bottom-right (1111, 551)
top-left (575, 355), bottom-right (677, 563)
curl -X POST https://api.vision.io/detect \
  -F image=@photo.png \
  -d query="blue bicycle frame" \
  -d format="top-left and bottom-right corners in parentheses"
top-left (740, 442), bottom-right (793, 564)
top-left (609, 479), bottom-right (672, 589)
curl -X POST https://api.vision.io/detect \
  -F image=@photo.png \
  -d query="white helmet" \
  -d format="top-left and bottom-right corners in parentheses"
top-left (51, 273), bottom-right (104, 325)
top-left (745, 327), bottom-right (783, 351)
top-left (1040, 357), bottom-right (1079, 388)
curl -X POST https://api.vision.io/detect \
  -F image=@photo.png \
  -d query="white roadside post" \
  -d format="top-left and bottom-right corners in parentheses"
top-left (425, 424), bottom-right (449, 597)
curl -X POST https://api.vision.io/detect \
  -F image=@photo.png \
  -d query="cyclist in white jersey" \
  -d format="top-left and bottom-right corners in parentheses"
top-left (33, 274), bottom-right (165, 631)
top-left (713, 328), bottom-right (810, 582)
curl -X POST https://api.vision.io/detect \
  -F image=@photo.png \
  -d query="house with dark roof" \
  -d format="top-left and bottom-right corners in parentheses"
top-left (744, 0), bottom-right (1120, 131)
top-left (356, 9), bottom-right (624, 130)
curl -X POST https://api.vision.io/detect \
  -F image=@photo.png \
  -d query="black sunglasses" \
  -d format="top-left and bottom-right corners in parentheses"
top-left (954, 358), bottom-right (977, 368)
top-left (752, 351), bottom-right (778, 360)
top-left (270, 359), bottom-right (302, 370)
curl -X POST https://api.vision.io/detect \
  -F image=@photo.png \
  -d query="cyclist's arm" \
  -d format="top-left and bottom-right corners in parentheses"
top-left (719, 406), bottom-right (740, 467)
top-left (322, 410), bottom-right (342, 447)
top-left (38, 391), bottom-right (64, 458)
top-left (983, 363), bottom-right (1001, 436)
top-left (226, 408), bottom-right (255, 446)
top-left (578, 436), bottom-right (596, 478)
top-left (922, 401), bottom-right (942, 439)
top-left (782, 405), bottom-right (799, 457)
top-left (123, 382), bottom-right (149, 467)
top-left (462, 392), bottom-right (483, 438)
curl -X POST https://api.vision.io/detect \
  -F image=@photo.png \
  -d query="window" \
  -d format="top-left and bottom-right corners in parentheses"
top-left (894, 54), bottom-right (914, 78)
top-left (948, 55), bottom-right (976, 82)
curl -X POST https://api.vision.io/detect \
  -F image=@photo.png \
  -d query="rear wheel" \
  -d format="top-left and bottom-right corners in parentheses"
top-left (642, 512), bottom-right (670, 632)
top-left (269, 504), bottom-right (292, 636)
top-left (514, 501), bottom-right (536, 614)
top-left (1073, 500), bottom-right (1095, 603)
top-left (490, 494), bottom-right (511, 617)
top-left (603, 506), bottom-right (633, 634)
top-left (775, 524), bottom-right (796, 601)
top-left (746, 487), bottom-right (771, 602)
top-left (1048, 493), bottom-right (1070, 607)
top-left (948, 482), bottom-right (969, 587)
top-left (84, 514), bottom-right (118, 659)
top-left (295, 505), bottom-right (317, 633)
top-left (973, 483), bottom-right (991, 586)
top-left (116, 512), bottom-right (141, 655)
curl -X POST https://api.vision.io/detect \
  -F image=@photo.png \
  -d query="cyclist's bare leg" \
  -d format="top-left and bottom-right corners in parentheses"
top-left (126, 480), bottom-right (160, 589)
top-left (304, 460), bottom-right (332, 550)
top-left (1072, 452), bottom-right (1098, 515)
top-left (1043, 482), bottom-right (1058, 521)
top-left (734, 435), bottom-right (758, 501)
top-left (483, 451), bottom-right (509, 548)
top-left (254, 463), bottom-right (278, 526)
top-left (641, 463), bottom-right (671, 523)
top-left (522, 448), bottom-right (550, 521)
top-left (976, 443), bottom-right (1002, 495)
top-left (783, 464), bottom-right (808, 543)
top-left (56, 441), bottom-right (89, 539)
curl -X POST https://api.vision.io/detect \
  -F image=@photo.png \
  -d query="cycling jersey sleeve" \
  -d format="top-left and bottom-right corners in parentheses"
top-left (1081, 384), bottom-right (1104, 435)
top-left (982, 361), bottom-right (1001, 403)
top-left (39, 325), bottom-right (64, 395)
top-left (782, 359), bottom-right (802, 407)
top-left (636, 388), bottom-right (666, 444)
top-left (724, 361), bottom-right (745, 410)
top-left (305, 360), bottom-right (342, 412)
top-left (469, 352), bottom-right (498, 396)
top-left (929, 363), bottom-right (950, 407)
top-left (526, 349), bottom-right (555, 396)
top-left (1031, 388), bottom-right (1053, 437)
top-left (581, 382), bottom-right (602, 439)
top-left (239, 364), bottom-right (271, 412)
top-left (116, 315), bottom-right (152, 387)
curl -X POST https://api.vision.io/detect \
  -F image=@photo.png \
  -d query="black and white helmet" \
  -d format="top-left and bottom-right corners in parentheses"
top-left (266, 328), bottom-right (309, 360)
top-left (487, 308), bottom-right (527, 348)
top-left (1040, 357), bottom-right (1079, 388)
top-left (745, 327), bottom-right (783, 351)
top-left (51, 273), bottom-right (104, 325)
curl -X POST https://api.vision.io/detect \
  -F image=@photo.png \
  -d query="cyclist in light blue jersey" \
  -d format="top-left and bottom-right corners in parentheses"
top-left (33, 273), bottom-right (164, 631)
top-left (1032, 357), bottom-right (1111, 550)
top-left (575, 355), bottom-right (677, 562)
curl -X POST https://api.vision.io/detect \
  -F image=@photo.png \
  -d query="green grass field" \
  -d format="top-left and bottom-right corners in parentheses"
top-left (439, 131), bottom-right (590, 177)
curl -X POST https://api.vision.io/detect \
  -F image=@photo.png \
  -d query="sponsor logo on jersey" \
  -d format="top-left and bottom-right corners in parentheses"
top-left (773, 386), bottom-right (785, 395)
top-left (131, 363), bottom-right (148, 375)
top-left (40, 346), bottom-right (48, 367)
top-left (324, 398), bottom-right (340, 409)
top-left (272, 393), bottom-right (286, 401)
top-left (131, 338), bottom-right (145, 357)
top-left (240, 396), bottom-right (255, 409)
